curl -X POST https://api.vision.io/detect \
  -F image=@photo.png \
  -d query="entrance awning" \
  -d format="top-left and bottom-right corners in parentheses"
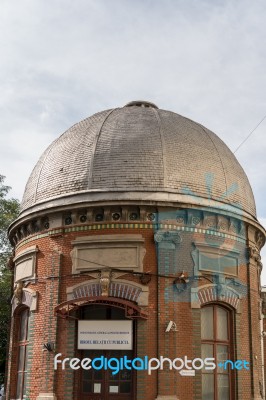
top-left (54, 296), bottom-right (148, 320)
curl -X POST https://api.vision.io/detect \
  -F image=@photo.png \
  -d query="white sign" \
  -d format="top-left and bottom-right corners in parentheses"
top-left (78, 320), bottom-right (133, 350)
top-left (94, 383), bottom-right (101, 393)
top-left (109, 386), bottom-right (119, 393)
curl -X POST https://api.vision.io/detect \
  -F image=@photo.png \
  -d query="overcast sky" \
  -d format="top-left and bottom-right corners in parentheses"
top-left (1, 0), bottom-right (266, 280)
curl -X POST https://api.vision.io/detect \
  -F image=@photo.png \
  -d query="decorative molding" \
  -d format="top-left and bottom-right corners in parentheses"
top-left (248, 245), bottom-right (262, 269)
top-left (13, 281), bottom-right (24, 305)
top-left (11, 205), bottom-right (251, 248)
top-left (14, 218), bottom-right (247, 251)
top-left (10, 206), bottom-right (157, 246)
top-left (13, 245), bottom-right (38, 283)
top-left (71, 234), bottom-right (146, 274)
top-left (191, 284), bottom-right (241, 312)
top-left (255, 230), bottom-right (265, 250)
top-left (67, 278), bottom-right (149, 306)
top-left (154, 231), bottom-right (182, 248)
top-left (36, 394), bottom-right (57, 400)
top-left (99, 269), bottom-right (112, 296)
top-left (12, 288), bottom-right (38, 315)
top-left (192, 242), bottom-right (240, 277)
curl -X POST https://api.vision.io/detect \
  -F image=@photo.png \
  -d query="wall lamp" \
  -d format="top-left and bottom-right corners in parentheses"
top-left (173, 273), bottom-right (226, 294)
top-left (173, 271), bottom-right (190, 293)
top-left (42, 342), bottom-right (55, 352)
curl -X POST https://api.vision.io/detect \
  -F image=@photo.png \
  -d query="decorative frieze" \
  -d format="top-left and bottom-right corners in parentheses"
top-left (10, 205), bottom-right (255, 249)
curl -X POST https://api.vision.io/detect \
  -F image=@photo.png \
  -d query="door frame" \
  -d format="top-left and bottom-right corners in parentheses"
top-left (75, 302), bottom-right (137, 400)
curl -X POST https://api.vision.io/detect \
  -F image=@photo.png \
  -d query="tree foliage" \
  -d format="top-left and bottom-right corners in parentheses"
top-left (0, 175), bottom-right (20, 384)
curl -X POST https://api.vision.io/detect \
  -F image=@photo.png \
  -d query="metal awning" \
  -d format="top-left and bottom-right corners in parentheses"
top-left (54, 296), bottom-right (148, 320)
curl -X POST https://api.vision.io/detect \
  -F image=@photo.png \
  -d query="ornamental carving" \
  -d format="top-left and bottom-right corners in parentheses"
top-left (191, 217), bottom-right (200, 226)
top-left (229, 219), bottom-right (238, 233)
top-left (154, 231), bottom-right (182, 245)
top-left (204, 217), bottom-right (216, 228)
top-left (217, 216), bottom-right (227, 231)
top-left (255, 230), bottom-right (265, 250)
top-left (239, 222), bottom-right (245, 236)
top-left (14, 281), bottom-right (24, 305)
top-left (99, 269), bottom-right (112, 296)
top-left (248, 245), bottom-right (262, 268)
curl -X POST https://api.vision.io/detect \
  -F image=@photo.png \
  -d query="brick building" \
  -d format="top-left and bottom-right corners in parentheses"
top-left (5, 101), bottom-right (266, 399)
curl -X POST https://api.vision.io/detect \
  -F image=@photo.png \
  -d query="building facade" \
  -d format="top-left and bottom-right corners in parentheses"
top-left (5, 101), bottom-right (266, 399)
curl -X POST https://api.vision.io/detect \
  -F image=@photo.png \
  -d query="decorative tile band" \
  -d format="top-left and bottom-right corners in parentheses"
top-left (16, 222), bottom-right (246, 250)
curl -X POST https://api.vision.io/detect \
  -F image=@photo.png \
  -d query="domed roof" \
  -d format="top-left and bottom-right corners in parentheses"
top-left (20, 101), bottom-right (256, 219)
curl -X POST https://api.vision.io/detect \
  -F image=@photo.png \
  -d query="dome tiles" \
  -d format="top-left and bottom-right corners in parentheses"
top-left (20, 101), bottom-right (256, 220)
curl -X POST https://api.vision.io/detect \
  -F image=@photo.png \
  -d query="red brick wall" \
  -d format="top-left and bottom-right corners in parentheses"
top-left (6, 221), bottom-right (263, 400)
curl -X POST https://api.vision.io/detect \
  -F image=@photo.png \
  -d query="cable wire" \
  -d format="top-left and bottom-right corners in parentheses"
top-left (234, 114), bottom-right (266, 154)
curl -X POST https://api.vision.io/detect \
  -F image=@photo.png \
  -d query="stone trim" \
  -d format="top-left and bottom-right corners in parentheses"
top-left (63, 318), bottom-right (75, 399)
top-left (24, 311), bottom-right (35, 399)
top-left (36, 394), bottom-right (57, 400)
top-left (14, 244), bottom-right (38, 261)
top-left (11, 288), bottom-right (38, 315)
top-left (15, 221), bottom-right (247, 251)
top-left (192, 241), bottom-right (240, 278)
top-left (191, 284), bottom-right (241, 312)
top-left (13, 245), bottom-right (38, 283)
top-left (67, 279), bottom-right (149, 306)
top-left (71, 234), bottom-right (146, 274)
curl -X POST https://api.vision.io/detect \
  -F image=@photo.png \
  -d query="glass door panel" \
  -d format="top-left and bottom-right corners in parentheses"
top-left (80, 349), bottom-right (133, 399)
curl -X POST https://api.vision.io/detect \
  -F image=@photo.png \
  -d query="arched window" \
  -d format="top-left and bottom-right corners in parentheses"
top-left (16, 307), bottom-right (29, 399)
top-left (201, 304), bottom-right (234, 400)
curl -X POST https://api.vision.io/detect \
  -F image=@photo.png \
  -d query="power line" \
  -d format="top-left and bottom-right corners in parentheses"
top-left (234, 114), bottom-right (266, 154)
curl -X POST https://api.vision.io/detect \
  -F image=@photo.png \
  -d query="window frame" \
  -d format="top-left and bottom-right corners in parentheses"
top-left (201, 303), bottom-right (235, 400)
top-left (15, 307), bottom-right (29, 400)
